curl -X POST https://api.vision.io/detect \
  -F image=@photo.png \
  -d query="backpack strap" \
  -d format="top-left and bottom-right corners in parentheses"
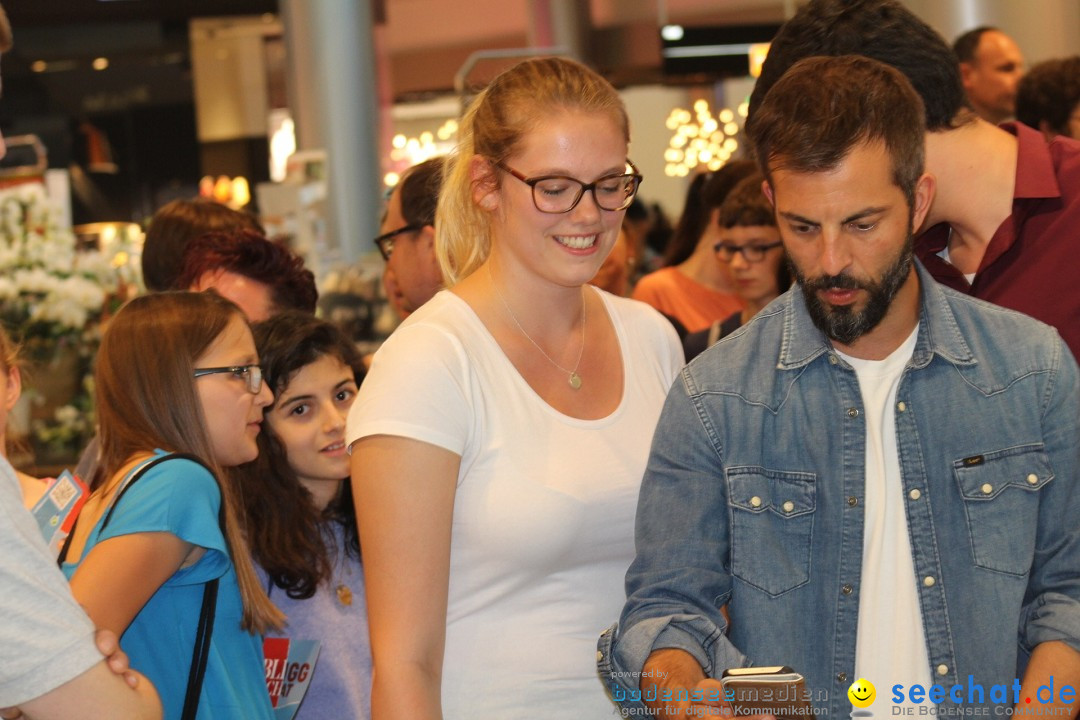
top-left (60, 452), bottom-right (225, 720)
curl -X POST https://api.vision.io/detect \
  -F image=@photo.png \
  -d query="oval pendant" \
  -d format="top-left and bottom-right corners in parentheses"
top-left (335, 584), bottom-right (353, 606)
top-left (568, 372), bottom-right (582, 390)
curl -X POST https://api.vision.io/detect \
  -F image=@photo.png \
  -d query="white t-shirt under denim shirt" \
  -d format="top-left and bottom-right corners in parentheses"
top-left (838, 324), bottom-right (932, 714)
top-left (347, 288), bottom-right (683, 719)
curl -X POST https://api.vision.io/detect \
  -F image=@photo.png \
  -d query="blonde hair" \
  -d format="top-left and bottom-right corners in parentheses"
top-left (96, 292), bottom-right (284, 633)
top-left (435, 57), bottom-right (629, 286)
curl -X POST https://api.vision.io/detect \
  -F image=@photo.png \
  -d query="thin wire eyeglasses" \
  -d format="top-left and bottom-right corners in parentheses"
top-left (713, 241), bottom-right (784, 263)
top-left (193, 365), bottom-right (263, 394)
top-left (494, 160), bottom-right (643, 214)
top-left (374, 224), bottom-right (422, 261)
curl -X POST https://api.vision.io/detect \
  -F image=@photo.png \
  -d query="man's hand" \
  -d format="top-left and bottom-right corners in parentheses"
top-left (94, 629), bottom-right (140, 689)
top-left (1015, 641), bottom-right (1080, 716)
top-left (0, 630), bottom-right (140, 720)
top-left (640, 649), bottom-right (778, 719)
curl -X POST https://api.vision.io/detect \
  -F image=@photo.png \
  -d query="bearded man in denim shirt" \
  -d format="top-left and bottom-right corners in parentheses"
top-left (598, 55), bottom-right (1080, 720)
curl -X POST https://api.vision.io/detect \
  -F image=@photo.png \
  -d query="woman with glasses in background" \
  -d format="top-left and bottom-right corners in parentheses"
top-left (347, 57), bottom-right (683, 718)
top-left (61, 292), bottom-right (281, 720)
top-left (683, 174), bottom-right (791, 362)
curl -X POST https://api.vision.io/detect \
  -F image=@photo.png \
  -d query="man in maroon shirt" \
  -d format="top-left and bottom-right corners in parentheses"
top-left (747, 0), bottom-right (1080, 359)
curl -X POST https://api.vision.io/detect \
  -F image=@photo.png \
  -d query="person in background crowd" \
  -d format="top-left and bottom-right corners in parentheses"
top-left (682, 173), bottom-right (790, 362)
top-left (0, 7), bottom-right (161, 717)
top-left (348, 56), bottom-right (682, 719)
top-left (620, 198), bottom-right (652, 278)
top-left (61, 292), bottom-right (281, 720)
top-left (141, 199), bottom-right (264, 294)
top-left (661, 162), bottom-right (756, 270)
top-left (748, 0), bottom-right (1080, 360)
top-left (375, 158), bottom-right (445, 321)
top-left (236, 311), bottom-right (371, 720)
top-left (641, 201), bottom-right (674, 267)
top-left (953, 26), bottom-right (1025, 125)
top-left (632, 161), bottom-right (755, 332)
top-left (1016, 56), bottom-right (1080, 141)
top-left (661, 172), bottom-right (710, 268)
top-left (175, 229), bottom-right (318, 322)
top-left (603, 53), bottom-right (1080, 720)
top-left (0, 326), bottom-right (44, 507)
top-left (77, 229), bottom-right (317, 483)
top-left (590, 226), bottom-right (635, 297)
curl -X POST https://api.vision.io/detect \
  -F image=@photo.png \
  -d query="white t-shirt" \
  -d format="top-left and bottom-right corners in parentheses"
top-left (0, 457), bottom-right (101, 707)
top-left (347, 288), bottom-right (683, 718)
top-left (838, 325), bottom-right (931, 711)
top-left (936, 244), bottom-right (977, 285)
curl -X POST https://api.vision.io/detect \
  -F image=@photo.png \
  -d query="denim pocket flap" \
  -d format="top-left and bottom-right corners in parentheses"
top-left (727, 466), bottom-right (816, 517)
top-left (954, 443), bottom-right (1051, 576)
top-left (954, 443), bottom-right (1053, 501)
top-left (726, 466), bottom-right (816, 596)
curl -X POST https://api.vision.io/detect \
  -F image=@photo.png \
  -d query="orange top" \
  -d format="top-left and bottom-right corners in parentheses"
top-left (631, 267), bottom-right (744, 333)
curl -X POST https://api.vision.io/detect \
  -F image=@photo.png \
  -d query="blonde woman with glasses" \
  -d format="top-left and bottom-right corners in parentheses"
top-left (348, 57), bottom-right (683, 718)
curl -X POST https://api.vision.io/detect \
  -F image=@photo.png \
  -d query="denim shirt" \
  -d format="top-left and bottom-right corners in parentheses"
top-left (598, 262), bottom-right (1080, 718)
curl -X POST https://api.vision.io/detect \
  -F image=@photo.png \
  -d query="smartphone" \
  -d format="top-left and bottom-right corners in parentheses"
top-left (720, 666), bottom-right (813, 717)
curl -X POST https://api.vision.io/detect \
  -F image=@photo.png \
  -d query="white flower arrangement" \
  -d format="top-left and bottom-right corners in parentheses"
top-left (0, 182), bottom-right (140, 461)
top-left (0, 184), bottom-right (128, 341)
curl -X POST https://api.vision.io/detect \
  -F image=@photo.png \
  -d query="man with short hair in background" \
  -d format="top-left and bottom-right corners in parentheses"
top-left (374, 158), bottom-right (445, 320)
top-left (953, 26), bottom-right (1025, 125)
top-left (175, 229), bottom-right (318, 321)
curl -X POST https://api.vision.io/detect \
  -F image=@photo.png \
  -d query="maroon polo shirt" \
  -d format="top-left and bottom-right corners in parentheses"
top-left (916, 122), bottom-right (1080, 360)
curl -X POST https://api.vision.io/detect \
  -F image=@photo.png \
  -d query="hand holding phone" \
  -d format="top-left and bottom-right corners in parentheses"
top-left (720, 666), bottom-right (813, 717)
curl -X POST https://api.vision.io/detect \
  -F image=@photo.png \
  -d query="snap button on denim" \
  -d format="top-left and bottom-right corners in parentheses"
top-left (909, 489), bottom-right (922, 500)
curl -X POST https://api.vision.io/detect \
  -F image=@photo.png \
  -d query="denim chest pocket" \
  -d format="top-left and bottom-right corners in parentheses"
top-left (726, 466), bottom-right (816, 597)
top-left (954, 443), bottom-right (1053, 576)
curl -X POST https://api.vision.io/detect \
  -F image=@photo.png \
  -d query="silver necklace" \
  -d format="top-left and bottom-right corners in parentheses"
top-left (488, 265), bottom-right (586, 390)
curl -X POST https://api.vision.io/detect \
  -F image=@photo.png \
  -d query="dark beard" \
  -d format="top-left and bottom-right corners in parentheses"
top-left (794, 232), bottom-right (914, 346)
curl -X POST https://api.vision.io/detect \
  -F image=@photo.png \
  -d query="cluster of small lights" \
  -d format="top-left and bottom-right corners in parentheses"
top-left (663, 99), bottom-right (750, 177)
top-left (198, 175), bottom-right (251, 209)
top-left (383, 119), bottom-right (459, 186)
top-left (31, 58), bottom-right (110, 73)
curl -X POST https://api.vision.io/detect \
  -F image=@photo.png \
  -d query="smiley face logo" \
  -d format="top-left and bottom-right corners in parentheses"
top-left (848, 678), bottom-right (876, 708)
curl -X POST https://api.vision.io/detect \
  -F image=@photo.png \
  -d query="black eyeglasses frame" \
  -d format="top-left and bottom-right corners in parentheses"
top-left (192, 364), bottom-right (264, 395)
top-left (374, 224), bottom-right (423, 261)
top-left (494, 160), bottom-right (643, 214)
